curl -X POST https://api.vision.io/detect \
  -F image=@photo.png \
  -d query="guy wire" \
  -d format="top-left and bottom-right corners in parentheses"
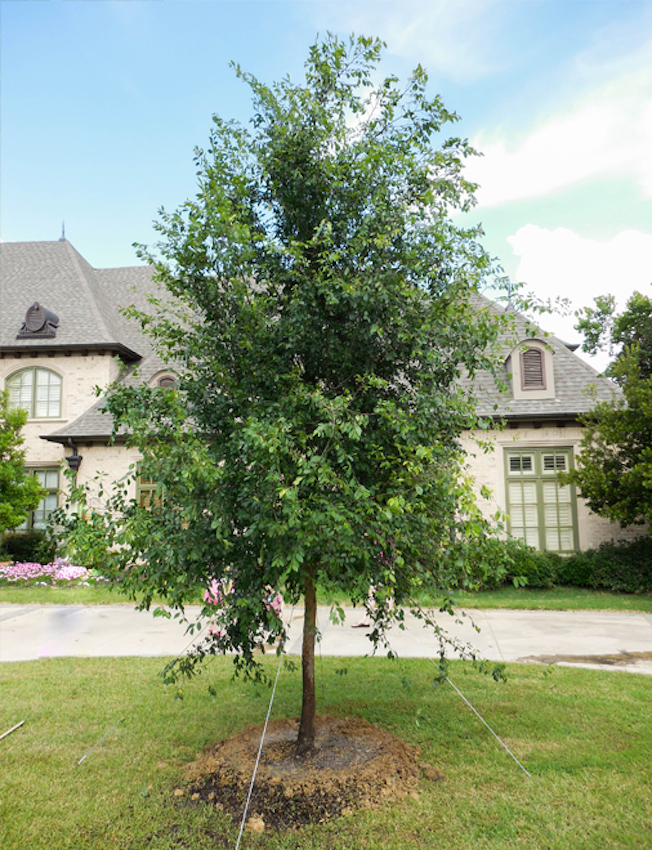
top-left (234, 605), bottom-right (294, 850)
top-left (405, 626), bottom-right (531, 778)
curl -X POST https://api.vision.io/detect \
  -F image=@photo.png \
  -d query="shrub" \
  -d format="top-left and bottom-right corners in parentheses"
top-left (589, 537), bottom-right (652, 594)
top-left (556, 551), bottom-right (594, 587)
top-left (454, 536), bottom-right (519, 591)
top-left (511, 549), bottom-right (562, 589)
top-left (463, 534), bottom-right (652, 594)
top-left (460, 537), bottom-right (561, 590)
top-left (1, 530), bottom-right (56, 565)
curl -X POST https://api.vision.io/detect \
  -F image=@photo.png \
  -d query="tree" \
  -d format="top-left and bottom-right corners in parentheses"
top-left (565, 292), bottom-right (652, 526)
top-left (96, 35), bottom-right (510, 753)
top-left (0, 391), bottom-right (45, 535)
top-left (575, 291), bottom-right (652, 379)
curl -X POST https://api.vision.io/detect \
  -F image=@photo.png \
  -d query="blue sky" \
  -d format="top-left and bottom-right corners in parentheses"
top-left (2, 0), bottom-right (651, 362)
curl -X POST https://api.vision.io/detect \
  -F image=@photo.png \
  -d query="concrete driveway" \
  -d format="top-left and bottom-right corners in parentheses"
top-left (2, 603), bottom-right (652, 674)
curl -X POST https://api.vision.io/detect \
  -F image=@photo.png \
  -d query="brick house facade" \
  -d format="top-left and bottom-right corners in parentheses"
top-left (0, 239), bottom-right (637, 550)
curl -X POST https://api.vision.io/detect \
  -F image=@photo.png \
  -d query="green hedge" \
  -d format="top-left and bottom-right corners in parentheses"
top-left (468, 536), bottom-right (652, 594)
top-left (587, 537), bottom-right (652, 594)
top-left (0, 530), bottom-right (57, 565)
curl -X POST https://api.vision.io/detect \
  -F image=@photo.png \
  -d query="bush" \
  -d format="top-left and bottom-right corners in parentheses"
top-left (461, 537), bottom-right (560, 590)
top-left (589, 537), bottom-right (652, 594)
top-left (462, 534), bottom-right (652, 594)
top-left (556, 551), bottom-right (594, 587)
top-left (1, 530), bottom-right (56, 565)
top-left (510, 548), bottom-right (562, 589)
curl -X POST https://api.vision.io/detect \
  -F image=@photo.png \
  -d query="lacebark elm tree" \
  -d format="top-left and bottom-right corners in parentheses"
top-left (101, 35), bottom-right (511, 753)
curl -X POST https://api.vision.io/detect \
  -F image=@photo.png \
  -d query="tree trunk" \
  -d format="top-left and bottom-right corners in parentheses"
top-left (296, 566), bottom-right (317, 755)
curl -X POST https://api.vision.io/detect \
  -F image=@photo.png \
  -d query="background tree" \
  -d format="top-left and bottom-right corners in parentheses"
top-left (0, 391), bottom-right (45, 536)
top-left (575, 291), bottom-right (652, 380)
top-left (98, 35), bottom-right (511, 753)
top-left (564, 291), bottom-right (652, 526)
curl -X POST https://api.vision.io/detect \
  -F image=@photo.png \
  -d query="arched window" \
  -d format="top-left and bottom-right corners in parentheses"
top-left (157, 375), bottom-right (177, 388)
top-left (6, 367), bottom-right (62, 418)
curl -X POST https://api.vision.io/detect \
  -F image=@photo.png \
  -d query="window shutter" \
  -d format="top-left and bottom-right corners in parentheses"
top-left (521, 348), bottom-right (545, 389)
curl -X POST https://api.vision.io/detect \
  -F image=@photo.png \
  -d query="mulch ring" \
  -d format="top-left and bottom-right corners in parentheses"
top-left (180, 714), bottom-right (445, 832)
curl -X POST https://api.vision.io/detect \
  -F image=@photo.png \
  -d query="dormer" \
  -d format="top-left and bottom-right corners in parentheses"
top-left (149, 370), bottom-right (178, 389)
top-left (16, 302), bottom-right (59, 339)
top-left (506, 338), bottom-right (555, 400)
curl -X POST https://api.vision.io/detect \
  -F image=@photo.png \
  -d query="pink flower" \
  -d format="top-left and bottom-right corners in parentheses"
top-left (204, 578), bottom-right (228, 606)
top-left (0, 559), bottom-right (90, 584)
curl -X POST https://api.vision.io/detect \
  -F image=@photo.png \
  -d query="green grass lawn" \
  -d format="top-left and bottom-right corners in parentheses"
top-left (1, 655), bottom-right (650, 849)
top-left (1, 581), bottom-right (652, 612)
top-left (445, 585), bottom-right (652, 613)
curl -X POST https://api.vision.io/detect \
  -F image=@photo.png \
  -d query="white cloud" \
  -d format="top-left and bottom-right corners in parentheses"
top-left (313, 0), bottom-right (505, 84)
top-left (467, 57), bottom-right (652, 205)
top-left (508, 225), bottom-right (652, 369)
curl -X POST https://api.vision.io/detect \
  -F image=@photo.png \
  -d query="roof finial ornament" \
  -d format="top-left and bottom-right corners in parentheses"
top-left (59, 221), bottom-right (66, 242)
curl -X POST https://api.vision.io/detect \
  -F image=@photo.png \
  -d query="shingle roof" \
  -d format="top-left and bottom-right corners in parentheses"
top-left (3, 241), bottom-right (620, 440)
top-left (41, 399), bottom-right (122, 443)
top-left (466, 298), bottom-right (620, 420)
top-left (1, 240), bottom-right (173, 443)
top-left (0, 240), bottom-right (156, 358)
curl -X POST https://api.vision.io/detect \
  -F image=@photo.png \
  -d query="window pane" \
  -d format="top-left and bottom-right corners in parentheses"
top-left (543, 453), bottom-right (567, 473)
top-left (524, 527), bottom-right (539, 547)
top-left (7, 370), bottom-right (33, 412)
top-left (506, 448), bottom-right (577, 553)
top-left (6, 368), bottom-right (61, 418)
top-left (558, 530), bottom-right (574, 552)
top-left (508, 454), bottom-right (534, 474)
top-left (33, 493), bottom-right (58, 529)
top-left (35, 369), bottom-right (61, 417)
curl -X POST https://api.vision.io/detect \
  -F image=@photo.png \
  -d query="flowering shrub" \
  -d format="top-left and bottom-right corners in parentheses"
top-left (202, 578), bottom-right (284, 639)
top-left (0, 557), bottom-right (105, 586)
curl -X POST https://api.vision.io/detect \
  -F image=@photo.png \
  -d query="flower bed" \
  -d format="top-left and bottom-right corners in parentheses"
top-left (0, 557), bottom-right (105, 586)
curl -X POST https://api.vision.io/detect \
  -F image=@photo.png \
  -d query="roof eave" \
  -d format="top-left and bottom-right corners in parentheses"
top-left (0, 343), bottom-right (142, 363)
top-left (40, 432), bottom-right (128, 446)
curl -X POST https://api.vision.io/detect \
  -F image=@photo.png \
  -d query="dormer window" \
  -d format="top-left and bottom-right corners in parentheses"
top-left (506, 339), bottom-right (555, 401)
top-left (150, 371), bottom-right (178, 389)
top-left (521, 347), bottom-right (545, 390)
top-left (17, 302), bottom-right (59, 339)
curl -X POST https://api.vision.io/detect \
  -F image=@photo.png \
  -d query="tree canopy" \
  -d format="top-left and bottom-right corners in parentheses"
top-left (565, 291), bottom-right (652, 527)
top-left (0, 391), bottom-right (44, 535)
top-left (83, 35), bottom-right (512, 752)
top-left (575, 291), bottom-right (652, 380)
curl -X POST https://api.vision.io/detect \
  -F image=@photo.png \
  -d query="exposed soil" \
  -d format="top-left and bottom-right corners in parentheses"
top-left (522, 650), bottom-right (652, 667)
top-left (180, 715), bottom-right (444, 832)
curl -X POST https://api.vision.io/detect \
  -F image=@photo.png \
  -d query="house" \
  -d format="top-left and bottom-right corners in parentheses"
top-left (0, 238), bottom-right (638, 551)
top-left (459, 306), bottom-right (640, 552)
top-left (0, 238), bottom-right (172, 526)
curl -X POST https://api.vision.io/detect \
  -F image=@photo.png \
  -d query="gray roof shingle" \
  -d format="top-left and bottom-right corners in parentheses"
top-left (0, 240), bottom-right (157, 358)
top-left (3, 241), bottom-right (620, 441)
top-left (1, 240), bottom-right (172, 443)
top-left (465, 298), bottom-right (620, 420)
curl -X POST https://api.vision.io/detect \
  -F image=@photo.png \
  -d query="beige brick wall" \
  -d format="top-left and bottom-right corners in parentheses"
top-left (1, 353), bottom-right (121, 465)
top-left (73, 444), bottom-right (142, 510)
top-left (1, 353), bottom-right (134, 514)
top-left (462, 426), bottom-right (644, 550)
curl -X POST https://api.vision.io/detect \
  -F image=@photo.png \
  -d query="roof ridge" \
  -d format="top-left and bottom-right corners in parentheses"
top-left (62, 240), bottom-right (116, 344)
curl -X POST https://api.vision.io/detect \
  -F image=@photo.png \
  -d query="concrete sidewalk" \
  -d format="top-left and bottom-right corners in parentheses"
top-left (2, 603), bottom-right (652, 674)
